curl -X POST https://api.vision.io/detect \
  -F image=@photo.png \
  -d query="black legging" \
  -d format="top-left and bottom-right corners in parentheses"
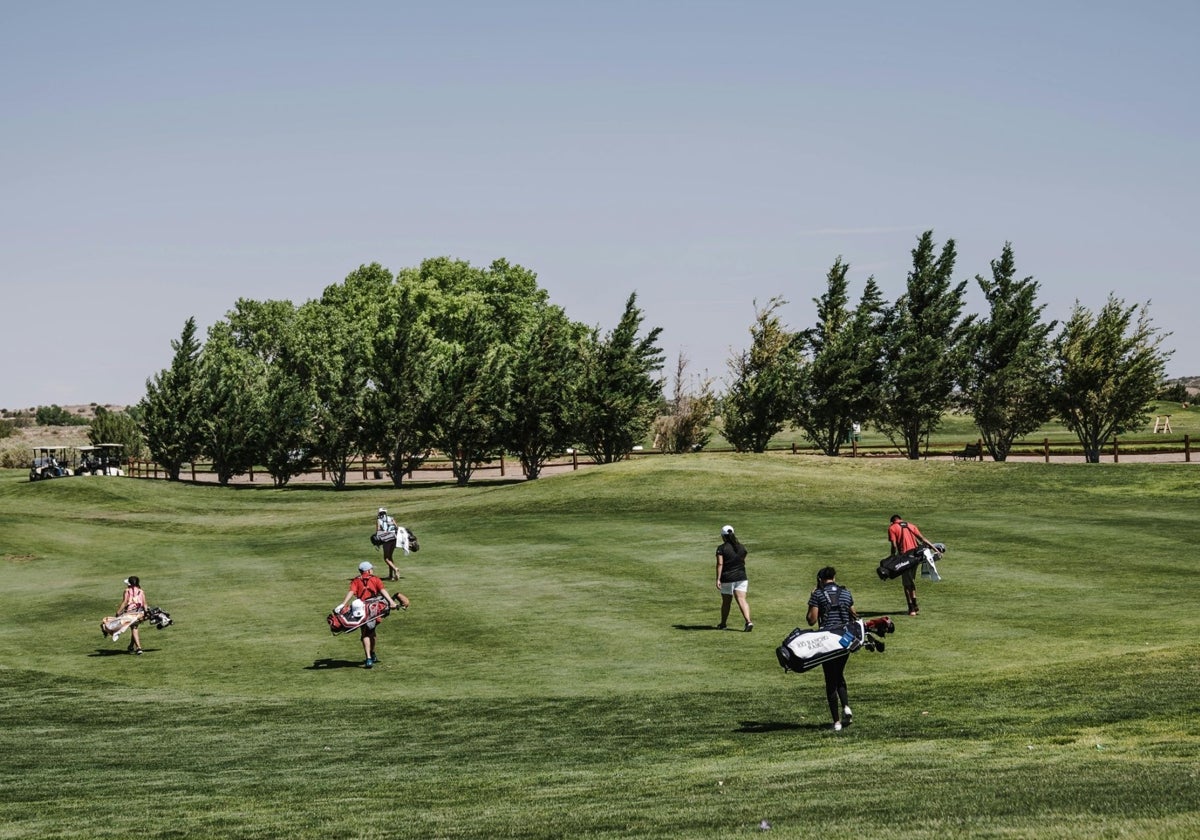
top-left (820, 656), bottom-right (849, 722)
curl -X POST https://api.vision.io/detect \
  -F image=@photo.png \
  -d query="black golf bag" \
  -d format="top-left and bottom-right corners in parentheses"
top-left (775, 616), bottom-right (894, 673)
top-left (877, 544), bottom-right (945, 581)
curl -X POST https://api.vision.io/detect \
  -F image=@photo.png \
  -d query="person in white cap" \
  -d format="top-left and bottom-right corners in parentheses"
top-left (375, 507), bottom-right (401, 581)
top-left (715, 525), bottom-right (753, 631)
top-left (337, 561), bottom-right (408, 668)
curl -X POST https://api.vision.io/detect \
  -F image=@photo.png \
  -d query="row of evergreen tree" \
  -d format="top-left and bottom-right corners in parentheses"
top-left (137, 231), bottom-right (1172, 486)
top-left (722, 231), bottom-right (1171, 462)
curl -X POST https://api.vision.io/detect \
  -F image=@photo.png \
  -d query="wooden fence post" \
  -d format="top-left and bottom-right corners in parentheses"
top-left (500, 453), bottom-right (505, 477)
top-left (572, 449), bottom-right (578, 470)
top-left (1113, 436), bottom-right (1119, 463)
top-left (1043, 438), bottom-right (1050, 463)
top-left (1186, 434), bottom-right (1191, 463)
top-left (191, 462), bottom-right (196, 481)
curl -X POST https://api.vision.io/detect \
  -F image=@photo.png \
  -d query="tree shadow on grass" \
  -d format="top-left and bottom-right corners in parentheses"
top-left (305, 658), bottom-right (365, 670)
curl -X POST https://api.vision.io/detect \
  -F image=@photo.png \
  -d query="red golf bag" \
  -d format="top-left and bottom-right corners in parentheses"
top-left (327, 596), bottom-right (393, 635)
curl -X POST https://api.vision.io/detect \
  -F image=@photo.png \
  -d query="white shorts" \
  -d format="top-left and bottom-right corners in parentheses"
top-left (719, 580), bottom-right (748, 595)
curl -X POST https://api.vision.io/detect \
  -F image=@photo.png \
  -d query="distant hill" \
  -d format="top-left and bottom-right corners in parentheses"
top-left (0, 403), bottom-right (127, 420)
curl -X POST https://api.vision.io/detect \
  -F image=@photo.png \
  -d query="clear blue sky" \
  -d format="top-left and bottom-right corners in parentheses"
top-left (3, 0), bottom-right (1196, 408)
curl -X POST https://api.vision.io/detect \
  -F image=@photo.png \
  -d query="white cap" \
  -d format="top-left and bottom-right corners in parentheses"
top-left (721, 525), bottom-right (734, 535)
top-left (378, 507), bottom-right (387, 514)
top-left (123, 578), bottom-right (132, 586)
top-left (358, 561), bottom-right (373, 572)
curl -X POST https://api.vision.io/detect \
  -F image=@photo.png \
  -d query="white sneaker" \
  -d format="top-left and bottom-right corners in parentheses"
top-left (843, 705), bottom-right (853, 717)
top-left (832, 722), bottom-right (842, 732)
top-left (112, 632), bottom-right (120, 642)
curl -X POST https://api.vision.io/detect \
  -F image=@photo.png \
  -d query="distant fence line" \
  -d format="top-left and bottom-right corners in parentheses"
top-left (125, 450), bottom-right (585, 483)
top-left (834, 434), bottom-right (1193, 463)
top-left (122, 434), bottom-right (1194, 484)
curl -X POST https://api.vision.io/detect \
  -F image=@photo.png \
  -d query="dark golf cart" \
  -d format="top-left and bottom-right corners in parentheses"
top-left (77, 443), bottom-right (125, 476)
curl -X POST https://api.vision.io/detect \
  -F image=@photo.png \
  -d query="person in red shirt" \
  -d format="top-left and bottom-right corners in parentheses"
top-left (887, 515), bottom-right (937, 616)
top-left (338, 561), bottom-right (408, 668)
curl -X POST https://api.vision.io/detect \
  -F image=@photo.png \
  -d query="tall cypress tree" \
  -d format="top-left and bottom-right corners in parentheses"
top-left (875, 232), bottom-right (974, 460)
top-left (577, 293), bottom-right (665, 463)
top-left (722, 297), bottom-right (800, 453)
top-left (139, 317), bottom-right (204, 480)
top-left (961, 243), bottom-right (1055, 461)
top-left (793, 260), bottom-right (885, 456)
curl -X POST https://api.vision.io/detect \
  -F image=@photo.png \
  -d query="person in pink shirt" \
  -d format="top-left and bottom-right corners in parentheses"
top-left (117, 576), bottom-right (147, 654)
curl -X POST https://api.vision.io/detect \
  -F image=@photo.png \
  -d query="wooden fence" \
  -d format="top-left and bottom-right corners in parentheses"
top-left (122, 434), bottom-right (1194, 484)
top-left (832, 435), bottom-right (1193, 463)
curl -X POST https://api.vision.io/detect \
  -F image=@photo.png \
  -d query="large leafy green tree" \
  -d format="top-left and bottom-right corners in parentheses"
top-left (197, 321), bottom-right (264, 485)
top-left (875, 232), bottom-right (974, 460)
top-left (299, 265), bottom-right (391, 489)
top-left (139, 317), bottom-right (205, 480)
top-left (960, 244), bottom-right (1056, 461)
top-left (364, 277), bottom-right (439, 486)
top-left (722, 297), bottom-right (802, 453)
top-left (577, 293), bottom-right (665, 463)
top-left (224, 298), bottom-right (315, 487)
top-left (1050, 295), bottom-right (1170, 463)
top-left (415, 257), bottom-right (548, 485)
top-left (793, 261), bottom-right (886, 456)
top-left (501, 303), bottom-right (588, 479)
top-left (427, 300), bottom-right (513, 485)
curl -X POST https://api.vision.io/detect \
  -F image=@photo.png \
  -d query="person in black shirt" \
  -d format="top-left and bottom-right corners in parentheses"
top-left (715, 525), bottom-right (753, 631)
top-left (807, 566), bottom-right (858, 731)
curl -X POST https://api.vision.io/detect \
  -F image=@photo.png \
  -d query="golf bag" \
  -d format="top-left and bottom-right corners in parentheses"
top-left (877, 543), bottom-right (945, 581)
top-left (100, 606), bottom-right (173, 642)
top-left (370, 526), bottom-right (418, 552)
top-left (775, 616), bottom-right (895, 673)
top-left (327, 596), bottom-right (394, 635)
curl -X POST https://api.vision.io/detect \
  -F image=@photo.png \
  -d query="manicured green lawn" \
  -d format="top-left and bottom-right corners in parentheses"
top-left (1, 455), bottom-right (1198, 839)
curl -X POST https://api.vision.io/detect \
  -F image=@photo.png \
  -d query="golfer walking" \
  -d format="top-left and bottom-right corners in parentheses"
top-left (117, 576), bottom-right (147, 655)
top-left (375, 507), bottom-right (401, 581)
top-left (807, 566), bottom-right (858, 731)
top-left (337, 561), bottom-right (408, 669)
top-left (715, 525), bottom-right (753, 631)
top-left (888, 514), bottom-right (937, 615)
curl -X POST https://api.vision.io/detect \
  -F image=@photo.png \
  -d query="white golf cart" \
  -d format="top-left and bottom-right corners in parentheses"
top-left (28, 446), bottom-right (76, 481)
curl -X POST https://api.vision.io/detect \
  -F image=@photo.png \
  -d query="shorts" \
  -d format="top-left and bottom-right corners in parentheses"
top-left (719, 580), bottom-right (748, 595)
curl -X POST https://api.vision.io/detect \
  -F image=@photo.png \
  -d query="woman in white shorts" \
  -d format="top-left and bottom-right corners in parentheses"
top-left (715, 525), bottom-right (752, 631)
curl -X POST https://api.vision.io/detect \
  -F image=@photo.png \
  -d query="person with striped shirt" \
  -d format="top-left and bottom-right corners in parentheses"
top-left (806, 566), bottom-right (858, 731)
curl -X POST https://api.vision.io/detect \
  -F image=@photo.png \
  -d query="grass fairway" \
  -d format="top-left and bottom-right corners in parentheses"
top-left (2, 456), bottom-right (1199, 839)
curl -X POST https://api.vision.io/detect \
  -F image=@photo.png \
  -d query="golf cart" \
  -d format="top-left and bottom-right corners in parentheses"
top-left (77, 443), bottom-right (125, 476)
top-left (29, 446), bottom-right (76, 481)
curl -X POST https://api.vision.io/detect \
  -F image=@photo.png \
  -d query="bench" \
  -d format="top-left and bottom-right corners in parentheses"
top-left (952, 442), bottom-right (982, 462)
